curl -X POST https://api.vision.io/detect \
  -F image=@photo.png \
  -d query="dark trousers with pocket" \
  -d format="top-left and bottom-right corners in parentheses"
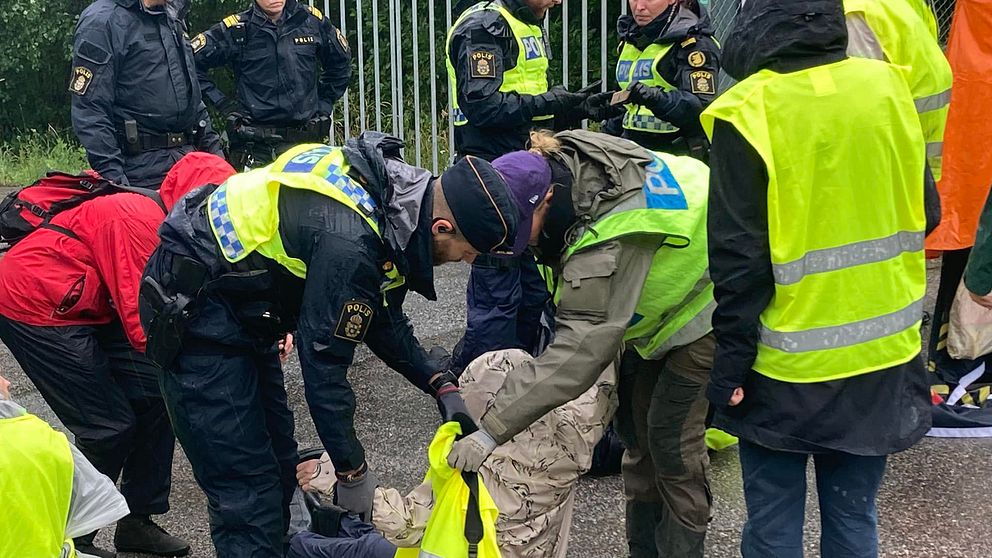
top-left (0, 316), bottom-right (175, 516)
top-left (161, 337), bottom-right (299, 558)
top-left (738, 440), bottom-right (887, 558)
top-left (617, 333), bottom-right (715, 558)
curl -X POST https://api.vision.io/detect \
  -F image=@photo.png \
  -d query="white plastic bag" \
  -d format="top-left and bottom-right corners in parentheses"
top-left (64, 443), bottom-right (130, 538)
top-left (947, 279), bottom-right (992, 360)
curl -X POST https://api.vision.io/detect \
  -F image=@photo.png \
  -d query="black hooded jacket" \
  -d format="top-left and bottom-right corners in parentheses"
top-left (706, 0), bottom-right (931, 455)
top-left (606, 2), bottom-right (720, 154)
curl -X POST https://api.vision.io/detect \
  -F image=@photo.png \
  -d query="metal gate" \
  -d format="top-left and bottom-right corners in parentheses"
top-left (316, 0), bottom-right (957, 173)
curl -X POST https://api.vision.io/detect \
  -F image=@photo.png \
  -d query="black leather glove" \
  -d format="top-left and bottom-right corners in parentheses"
top-left (218, 98), bottom-right (245, 121)
top-left (430, 372), bottom-right (478, 436)
top-left (580, 90), bottom-right (625, 122)
top-left (626, 82), bottom-right (678, 119)
top-left (537, 86), bottom-right (590, 117)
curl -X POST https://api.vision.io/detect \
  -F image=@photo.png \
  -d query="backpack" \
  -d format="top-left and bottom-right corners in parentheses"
top-left (0, 170), bottom-right (164, 250)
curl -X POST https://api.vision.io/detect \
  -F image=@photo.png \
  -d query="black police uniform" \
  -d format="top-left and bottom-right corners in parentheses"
top-left (194, 0), bottom-right (352, 167)
top-left (447, 0), bottom-right (587, 162)
top-left (605, 3), bottom-right (720, 157)
top-left (139, 135), bottom-right (514, 558)
top-left (69, 0), bottom-right (223, 189)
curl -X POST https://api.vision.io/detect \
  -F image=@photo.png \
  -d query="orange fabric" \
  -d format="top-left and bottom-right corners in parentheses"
top-left (926, 0), bottom-right (992, 250)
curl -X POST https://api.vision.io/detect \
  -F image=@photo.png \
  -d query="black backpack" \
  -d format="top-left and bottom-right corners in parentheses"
top-left (0, 170), bottom-right (164, 250)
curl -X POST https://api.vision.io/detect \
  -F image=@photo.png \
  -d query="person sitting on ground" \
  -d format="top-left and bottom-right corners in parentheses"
top-left (0, 373), bottom-right (130, 558)
top-left (290, 348), bottom-right (618, 558)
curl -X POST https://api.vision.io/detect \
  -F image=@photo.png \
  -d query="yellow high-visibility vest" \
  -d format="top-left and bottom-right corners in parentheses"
top-left (702, 57), bottom-right (926, 382)
top-left (615, 42), bottom-right (679, 133)
top-left (0, 412), bottom-right (76, 558)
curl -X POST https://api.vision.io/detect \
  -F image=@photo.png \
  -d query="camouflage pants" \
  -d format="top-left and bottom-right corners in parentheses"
top-left (616, 333), bottom-right (715, 558)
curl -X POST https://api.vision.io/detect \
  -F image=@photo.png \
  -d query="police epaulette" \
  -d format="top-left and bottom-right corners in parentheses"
top-left (306, 5), bottom-right (324, 19)
top-left (223, 14), bottom-right (242, 28)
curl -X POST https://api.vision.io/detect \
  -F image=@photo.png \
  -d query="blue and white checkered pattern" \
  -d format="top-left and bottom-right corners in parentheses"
top-left (208, 184), bottom-right (247, 260)
top-left (324, 165), bottom-right (378, 218)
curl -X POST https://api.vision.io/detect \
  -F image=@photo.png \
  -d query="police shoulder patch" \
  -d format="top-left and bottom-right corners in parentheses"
top-left (689, 70), bottom-right (715, 95)
top-left (335, 28), bottom-right (350, 52)
top-left (334, 299), bottom-right (374, 343)
top-left (687, 50), bottom-right (706, 68)
top-left (191, 33), bottom-right (206, 53)
top-left (306, 4), bottom-right (324, 19)
top-left (680, 37), bottom-right (697, 48)
top-left (469, 50), bottom-right (496, 79)
top-left (68, 66), bottom-right (94, 96)
top-left (223, 14), bottom-right (241, 28)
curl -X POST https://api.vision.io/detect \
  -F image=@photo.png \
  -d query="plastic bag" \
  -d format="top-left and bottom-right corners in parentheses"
top-left (64, 443), bottom-right (130, 538)
top-left (947, 279), bottom-right (992, 360)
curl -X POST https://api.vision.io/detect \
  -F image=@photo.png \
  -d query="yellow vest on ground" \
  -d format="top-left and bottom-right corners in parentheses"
top-left (701, 57), bottom-right (926, 383)
top-left (208, 144), bottom-right (404, 290)
top-left (844, 0), bottom-right (953, 180)
top-left (445, 1), bottom-right (551, 126)
top-left (616, 42), bottom-right (679, 133)
top-left (394, 422), bottom-right (501, 558)
top-left (564, 152), bottom-right (714, 359)
top-left (0, 412), bottom-right (76, 558)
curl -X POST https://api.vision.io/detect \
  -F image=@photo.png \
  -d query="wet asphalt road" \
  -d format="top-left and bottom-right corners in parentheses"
top-left (5, 260), bottom-right (992, 557)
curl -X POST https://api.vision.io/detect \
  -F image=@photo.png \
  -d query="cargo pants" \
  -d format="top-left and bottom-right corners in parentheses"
top-left (616, 332), bottom-right (715, 558)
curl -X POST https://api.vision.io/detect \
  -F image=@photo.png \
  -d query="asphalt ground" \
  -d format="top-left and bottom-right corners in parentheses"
top-left (5, 260), bottom-right (992, 557)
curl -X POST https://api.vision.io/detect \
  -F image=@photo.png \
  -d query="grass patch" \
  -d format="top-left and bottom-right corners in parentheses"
top-left (0, 128), bottom-right (88, 188)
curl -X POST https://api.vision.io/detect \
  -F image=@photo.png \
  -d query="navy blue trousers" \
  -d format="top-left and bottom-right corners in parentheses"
top-left (454, 253), bottom-right (550, 371)
top-left (0, 317), bottom-right (174, 516)
top-left (738, 440), bottom-right (887, 558)
top-left (288, 517), bottom-right (396, 558)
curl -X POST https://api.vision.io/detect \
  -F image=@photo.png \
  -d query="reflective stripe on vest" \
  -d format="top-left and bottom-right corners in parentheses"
top-left (445, 1), bottom-right (551, 126)
top-left (208, 144), bottom-right (405, 292)
top-left (616, 42), bottom-right (678, 134)
top-left (0, 413), bottom-right (76, 558)
top-left (844, 0), bottom-right (953, 180)
top-left (701, 57), bottom-right (927, 383)
top-left (564, 151), bottom-right (713, 360)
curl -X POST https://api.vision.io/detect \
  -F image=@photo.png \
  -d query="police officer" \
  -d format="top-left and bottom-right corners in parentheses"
top-left (70, 0), bottom-right (223, 189)
top-left (445, 0), bottom-right (603, 373)
top-left (194, 0), bottom-right (353, 168)
top-left (448, 129), bottom-right (718, 557)
top-left (608, 0), bottom-right (720, 158)
top-left (139, 134), bottom-right (527, 558)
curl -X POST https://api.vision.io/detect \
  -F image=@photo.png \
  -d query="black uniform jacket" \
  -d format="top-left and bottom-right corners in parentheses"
top-left (194, 0), bottom-right (352, 127)
top-left (69, 0), bottom-right (221, 187)
top-left (607, 4), bottom-right (720, 153)
top-left (152, 135), bottom-right (440, 472)
top-left (448, 0), bottom-right (562, 161)
top-left (706, 0), bottom-right (931, 456)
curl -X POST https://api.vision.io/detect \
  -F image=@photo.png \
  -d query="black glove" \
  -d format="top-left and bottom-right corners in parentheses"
top-left (580, 90), bottom-right (625, 122)
top-left (333, 462), bottom-right (377, 520)
top-left (626, 82), bottom-right (678, 118)
top-left (537, 86), bottom-right (590, 117)
top-left (430, 372), bottom-right (478, 436)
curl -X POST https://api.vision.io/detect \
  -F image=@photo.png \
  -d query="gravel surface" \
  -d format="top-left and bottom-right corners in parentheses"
top-left (5, 261), bottom-right (992, 557)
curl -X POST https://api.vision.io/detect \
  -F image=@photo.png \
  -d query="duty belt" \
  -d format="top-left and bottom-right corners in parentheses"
top-left (121, 131), bottom-right (195, 154)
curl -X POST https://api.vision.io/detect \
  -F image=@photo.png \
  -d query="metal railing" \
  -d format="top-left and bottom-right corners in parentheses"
top-left (318, 0), bottom-right (956, 173)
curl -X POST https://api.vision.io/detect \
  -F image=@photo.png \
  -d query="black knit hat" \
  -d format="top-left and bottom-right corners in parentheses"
top-left (439, 156), bottom-right (519, 255)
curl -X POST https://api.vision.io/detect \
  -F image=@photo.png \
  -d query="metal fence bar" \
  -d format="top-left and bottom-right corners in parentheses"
top-left (411, 0), bottom-right (422, 166)
top-left (389, 0), bottom-right (398, 138)
top-left (562, 1), bottom-right (569, 88)
top-left (356, 0), bottom-right (367, 130)
top-left (601, 0), bottom-right (608, 91)
top-left (446, 0), bottom-right (453, 164)
top-left (581, 0), bottom-right (588, 88)
top-left (337, 0), bottom-right (350, 142)
top-left (428, 0), bottom-right (439, 173)
top-left (372, 0), bottom-right (383, 131)
top-left (395, 0), bottom-right (405, 144)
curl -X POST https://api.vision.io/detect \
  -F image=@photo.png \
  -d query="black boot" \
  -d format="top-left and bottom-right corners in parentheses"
top-left (113, 515), bottom-right (190, 557)
top-left (74, 531), bottom-right (117, 558)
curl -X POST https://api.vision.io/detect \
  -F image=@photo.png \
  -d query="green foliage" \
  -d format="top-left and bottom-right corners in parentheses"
top-left (0, 128), bottom-right (88, 187)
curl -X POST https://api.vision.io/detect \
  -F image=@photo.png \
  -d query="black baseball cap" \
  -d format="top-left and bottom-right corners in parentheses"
top-left (439, 156), bottom-right (519, 255)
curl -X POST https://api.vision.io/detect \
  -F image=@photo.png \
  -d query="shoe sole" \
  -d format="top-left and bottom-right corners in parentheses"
top-left (113, 546), bottom-right (190, 557)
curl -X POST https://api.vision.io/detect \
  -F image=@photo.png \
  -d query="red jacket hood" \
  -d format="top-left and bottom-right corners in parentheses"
top-left (159, 152), bottom-right (237, 210)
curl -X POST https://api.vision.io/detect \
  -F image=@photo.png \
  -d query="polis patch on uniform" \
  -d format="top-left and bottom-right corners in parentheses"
top-left (334, 300), bottom-right (374, 342)
top-left (68, 67), bottom-right (94, 96)
top-left (294, 35), bottom-right (316, 45)
top-left (690, 71), bottom-right (715, 95)
top-left (470, 51), bottom-right (496, 79)
top-left (687, 51), bottom-right (706, 68)
top-left (336, 28), bottom-right (350, 51)
top-left (191, 33), bottom-right (206, 53)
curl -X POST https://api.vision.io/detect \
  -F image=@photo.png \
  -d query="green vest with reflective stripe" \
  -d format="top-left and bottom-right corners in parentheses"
top-left (701, 57), bottom-right (926, 383)
top-left (208, 144), bottom-right (404, 290)
top-left (844, 0), bottom-right (953, 180)
top-left (616, 42), bottom-right (679, 134)
top-left (0, 413), bottom-right (76, 558)
top-left (445, 1), bottom-right (551, 126)
top-left (564, 151), bottom-right (713, 360)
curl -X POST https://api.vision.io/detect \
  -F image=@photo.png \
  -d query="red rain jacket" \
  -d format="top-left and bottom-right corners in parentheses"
top-left (0, 153), bottom-right (235, 351)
